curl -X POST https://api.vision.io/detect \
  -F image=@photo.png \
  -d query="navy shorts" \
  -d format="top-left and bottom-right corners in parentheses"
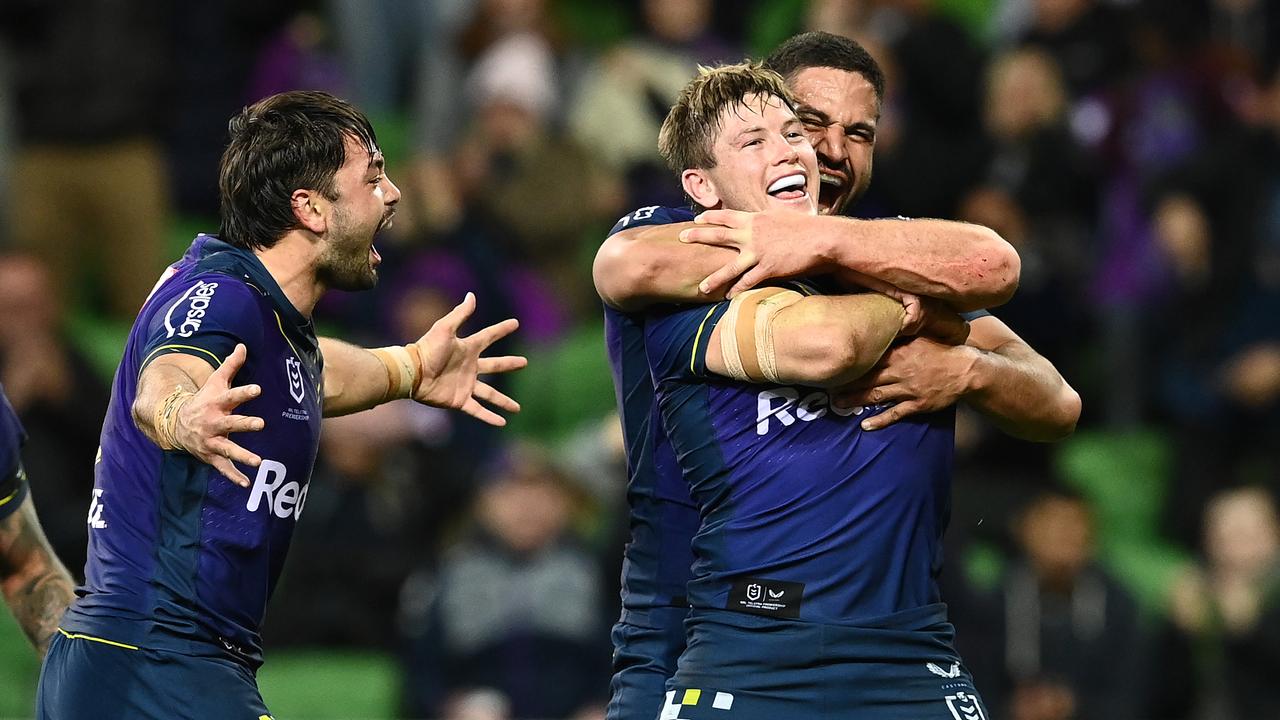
top-left (607, 607), bottom-right (690, 720)
top-left (659, 605), bottom-right (990, 720)
top-left (37, 630), bottom-right (273, 720)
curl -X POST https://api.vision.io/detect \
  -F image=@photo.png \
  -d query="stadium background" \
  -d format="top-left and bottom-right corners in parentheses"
top-left (0, 0), bottom-right (1278, 717)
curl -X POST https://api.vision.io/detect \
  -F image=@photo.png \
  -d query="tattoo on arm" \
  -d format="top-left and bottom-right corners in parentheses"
top-left (0, 496), bottom-right (76, 658)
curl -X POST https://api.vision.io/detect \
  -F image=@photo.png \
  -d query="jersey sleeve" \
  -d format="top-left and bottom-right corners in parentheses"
top-left (643, 302), bottom-right (732, 384)
top-left (608, 205), bottom-right (697, 237)
top-left (0, 389), bottom-right (29, 521)
top-left (138, 273), bottom-right (267, 374)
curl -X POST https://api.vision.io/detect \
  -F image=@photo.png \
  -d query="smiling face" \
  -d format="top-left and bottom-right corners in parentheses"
top-left (316, 134), bottom-right (401, 291)
top-left (681, 93), bottom-right (819, 215)
top-left (787, 66), bottom-right (879, 214)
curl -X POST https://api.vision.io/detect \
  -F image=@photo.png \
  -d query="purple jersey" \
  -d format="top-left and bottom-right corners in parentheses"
top-left (604, 206), bottom-right (701, 621)
top-left (636, 228), bottom-right (964, 627)
top-left (0, 386), bottom-right (30, 520)
top-left (61, 235), bottom-right (323, 667)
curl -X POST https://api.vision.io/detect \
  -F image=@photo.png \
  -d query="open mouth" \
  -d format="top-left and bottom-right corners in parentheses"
top-left (767, 173), bottom-right (808, 201)
top-left (817, 172), bottom-right (847, 212)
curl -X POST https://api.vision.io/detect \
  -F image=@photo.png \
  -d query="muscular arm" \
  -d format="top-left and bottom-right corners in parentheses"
top-left (840, 316), bottom-right (1080, 441)
top-left (595, 213), bottom-right (1019, 312)
top-left (961, 317), bottom-right (1081, 441)
top-left (0, 494), bottom-right (76, 658)
top-left (704, 291), bottom-right (907, 388)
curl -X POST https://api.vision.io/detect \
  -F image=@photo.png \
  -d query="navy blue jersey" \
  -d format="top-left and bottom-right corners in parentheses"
top-left (643, 268), bottom-right (959, 626)
top-left (61, 235), bottom-right (323, 667)
top-left (0, 386), bottom-right (30, 521)
top-left (604, 205), bottom-right (700, 619)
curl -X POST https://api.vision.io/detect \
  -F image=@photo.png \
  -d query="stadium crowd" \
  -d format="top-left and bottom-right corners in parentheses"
top-left (0, 0), bottom-right (1278, 718)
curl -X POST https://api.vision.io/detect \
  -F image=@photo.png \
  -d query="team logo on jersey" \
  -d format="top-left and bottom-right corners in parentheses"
top-left (755, 387), bottom-right (888, 436)
top-left (163, 280), bottom-right (219, 338)
top-left (728, 577), bottom-right (804, 618)
top-left (945, 692), bottom-right (986, 720)
top-left (285, 357), bottom-right (306, 403)
top-left (928, 662), bottom-right (962, 678)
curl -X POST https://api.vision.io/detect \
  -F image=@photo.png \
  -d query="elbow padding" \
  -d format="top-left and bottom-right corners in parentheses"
top-left (718, 287), bottom-right (803, 383)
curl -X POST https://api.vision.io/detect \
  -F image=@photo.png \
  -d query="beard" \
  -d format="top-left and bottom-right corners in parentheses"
top-left (317, 208), bottom-right (380, 292)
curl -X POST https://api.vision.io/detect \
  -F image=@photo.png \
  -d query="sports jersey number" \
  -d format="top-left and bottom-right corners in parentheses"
top-left (615, 205), bottom-right (659, 228)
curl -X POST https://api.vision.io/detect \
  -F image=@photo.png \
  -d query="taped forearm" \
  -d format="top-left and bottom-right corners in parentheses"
top-left (719, 290), bottom-right (904, 388)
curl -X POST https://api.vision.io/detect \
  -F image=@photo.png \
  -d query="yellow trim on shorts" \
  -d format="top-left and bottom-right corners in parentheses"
top-left (139, 344), bottom-right (224, 376)
top-left (682, 688), bottom-right (702, 705)
top-left (57, 628), bottom-right (140, 650)
top-left (689, 306), bottom-right (720, 374)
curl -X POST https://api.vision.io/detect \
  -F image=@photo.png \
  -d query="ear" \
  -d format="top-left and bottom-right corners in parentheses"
top-left (681, 169), bottom-right (721, 210)
top-left (291, 189), bottom-right (328, 234)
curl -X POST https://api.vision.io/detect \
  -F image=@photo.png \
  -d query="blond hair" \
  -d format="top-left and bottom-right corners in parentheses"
top-left (658, 62), bottom-right (799, 173)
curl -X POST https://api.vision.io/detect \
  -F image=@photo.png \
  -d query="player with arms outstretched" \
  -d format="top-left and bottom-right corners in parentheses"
top-left (36, 91), bottom-right (525, 719)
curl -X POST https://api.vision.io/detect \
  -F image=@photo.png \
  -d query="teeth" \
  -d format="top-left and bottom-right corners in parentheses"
top-left (819, 173), bottom-right (845, 187)
top-left (768, 174), bottom-right (806, 194)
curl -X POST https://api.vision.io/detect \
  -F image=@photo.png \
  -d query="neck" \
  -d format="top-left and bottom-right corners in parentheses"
top-left (254, 231), bottom-right (325, 318)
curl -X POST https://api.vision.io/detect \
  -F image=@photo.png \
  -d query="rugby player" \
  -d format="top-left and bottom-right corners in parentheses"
top-left (634, 59), bottom-right (982, 719)
top-left (598, 33), bottom-right (1079, 720)
top-left (36, 91), bottom-right (526, 719)
top-left (0, 385), bottom-right (76, 659)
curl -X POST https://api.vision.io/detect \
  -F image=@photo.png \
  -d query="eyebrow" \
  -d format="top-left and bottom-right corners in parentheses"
top-left (797, 105), bottom-right (879, 134)
top-left (733, 126), bottom-right (767, 143)
top-left (367, 152), bottom-right (385, 172)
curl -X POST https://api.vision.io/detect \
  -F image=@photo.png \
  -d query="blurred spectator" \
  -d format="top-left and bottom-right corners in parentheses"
top-left (1150, 487), bottom-right (1280, 719)
top-left (1144, 62), bottom-right (1280, 542)
top-left (1018, 0), bottom-right (1132, 99)
top-left (247, 8), bottom-right (348, 102)
top-left (325, 0), bottom-right (425, 117)
top-left (869, 0), bottom-right (989, 219)
top-left (0, 0), bottom-right (173, 319)
top-left (569, 0), bottom-right (737, 209)
top-left (409, 0), bottom-right (562, 235)
top-left (0, 254), bottom-right (108, 576)
top-left (399, 443), bottom-right (610, 720)
top-left (955, 487), bottom-right (1146, 720)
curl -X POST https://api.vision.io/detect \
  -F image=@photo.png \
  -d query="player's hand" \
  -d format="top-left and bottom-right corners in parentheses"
top-left (910, 298), bottom-right (970, 346)
top-left (832, 336), bottom-right (977, 431)
top-left (173, 343), bottom-right (264, 488)
top-left (680, 210), bottom-right (827, 297)
top-left (411, 292), bottom-right (528, 426)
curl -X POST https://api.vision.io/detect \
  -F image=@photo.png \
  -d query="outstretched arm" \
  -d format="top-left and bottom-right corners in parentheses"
top-left (594, 211), bottom-right (1019, 312)
top-left (320, 292), bottom-right (527, 421)
top-left (835, 315), bottom-right (1080, 440)
top-left (0, 493), bottom-right (76, 658)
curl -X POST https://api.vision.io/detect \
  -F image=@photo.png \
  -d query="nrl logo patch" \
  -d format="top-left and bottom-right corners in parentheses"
top-left (285, 357), bottom-right (305, 404)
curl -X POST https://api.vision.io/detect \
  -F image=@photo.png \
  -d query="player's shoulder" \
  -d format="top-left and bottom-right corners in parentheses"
top-left (145, 268), bottom-right (266, 325)
top-left (608, 205), bottom-right (697, 237)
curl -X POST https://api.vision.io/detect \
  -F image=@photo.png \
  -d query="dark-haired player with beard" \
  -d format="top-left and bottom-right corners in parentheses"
top-left (36, 91), bottom-right (526, 719)
top-left (597, 33), bottom-right (1078, 720)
